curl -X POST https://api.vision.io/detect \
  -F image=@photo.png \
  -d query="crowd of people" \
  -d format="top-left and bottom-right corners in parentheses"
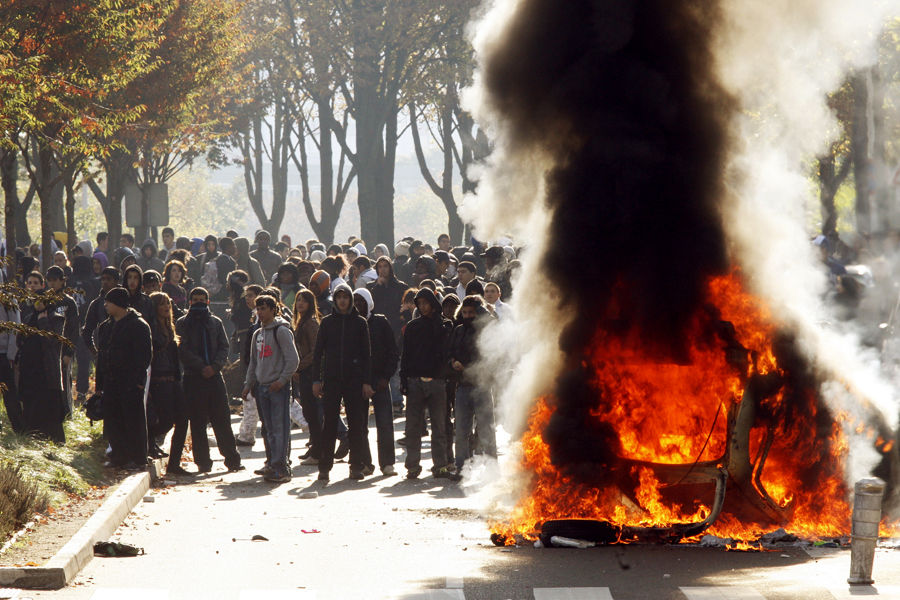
top-left (0, 227), bottom-right (519, 484)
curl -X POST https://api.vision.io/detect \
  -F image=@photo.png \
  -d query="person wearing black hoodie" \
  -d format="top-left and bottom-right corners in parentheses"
top-left (175, 287), bottom-right (243, 473)
top-left (96, 287), bottom-right (152, 468)
top-left (353, 288), bottom-right (399, 476)
top-left (311, 284), bottom-right (374, 482)
top-left (448, 295), bottom-right (497, 473)
top-left (123, 264), bottom-right (154, 324)
top-left (137, 239), bottom-right (165, 273)
top-left (368, 256), bottom-right (409, 415)
top-left (399, 287), bottom-right (455, 479)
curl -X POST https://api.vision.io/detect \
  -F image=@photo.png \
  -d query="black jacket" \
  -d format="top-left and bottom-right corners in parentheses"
top-left (18, 303), bottom-right (66, 391)
top-left (176, 308), bottom-right (229, 377)
top-left (96, 309), bottom-right (152, 394)
top-left (81, 291), bottom-right (108, 353)
top-left (368, 313), bottom-right (399, 384)
top-left (312, 305), bottom-right (371, 384)
top-left (449, 319), bottom-right (482, 385)
top-left (50, 293), bottom-right (79, 358)
top-left (399, 288), bottom-right (452, 387)
top-left (128, 291), bottom-right (154, 324)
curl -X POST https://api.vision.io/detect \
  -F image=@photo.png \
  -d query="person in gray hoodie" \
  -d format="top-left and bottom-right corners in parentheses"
top-left (242, 294), bottom-right (300, 483)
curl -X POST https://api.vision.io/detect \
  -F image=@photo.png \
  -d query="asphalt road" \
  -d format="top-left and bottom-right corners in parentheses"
top-left (18, 416), bottom-right (900, 600)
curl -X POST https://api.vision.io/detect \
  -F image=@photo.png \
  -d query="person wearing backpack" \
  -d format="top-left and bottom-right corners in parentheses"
top-left (242, 295), bottom-right (300, 483)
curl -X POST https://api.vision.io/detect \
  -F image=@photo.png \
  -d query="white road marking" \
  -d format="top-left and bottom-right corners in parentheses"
top-left (398, 591), bottom-right (465, 600)
top-left (238, 591), bottom-right (317, 599)
top-left (446, 577), bottom-right (464, 588)
top-left (90, 590), bottom-right (170, 600)
top-left (680, 587), bottom-right (766, 600)
top-left (0, 590), bottom-right (17, 600)
top-left (533, 588), bottom-right (614, 600)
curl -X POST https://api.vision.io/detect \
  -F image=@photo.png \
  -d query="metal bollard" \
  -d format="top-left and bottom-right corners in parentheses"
top-left (848, 477), bottom-right (886, 585)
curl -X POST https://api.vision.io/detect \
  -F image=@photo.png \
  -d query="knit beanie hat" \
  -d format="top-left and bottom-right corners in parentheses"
top-left (104, 287), bottom-right (129, 309)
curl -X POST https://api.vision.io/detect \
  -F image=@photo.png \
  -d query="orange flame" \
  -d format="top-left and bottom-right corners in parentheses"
top-left (492, 272), bottom-right (865, 544)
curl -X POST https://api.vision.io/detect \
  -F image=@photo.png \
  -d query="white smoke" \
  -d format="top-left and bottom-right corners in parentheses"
top-left (714, 0), bottom-right (900, 485)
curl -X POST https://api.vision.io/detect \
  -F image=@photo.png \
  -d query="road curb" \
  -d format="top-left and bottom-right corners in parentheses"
top-left (0, 459), bottom-right (161, 590)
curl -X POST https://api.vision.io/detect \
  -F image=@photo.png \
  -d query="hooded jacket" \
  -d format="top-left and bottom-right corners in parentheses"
top-left (399, 288), bottom-right (452, 387)
top-left (354, 288), bottom-right (399, 384)
top-left (366, 256), bottom-right (408, 342)
top-left (137, 239), bottom-right (165, 273)
top-left (113, 247), bottom-right (135, 270)
top-left (176, 304), bottom-right (230, 377)
top-left (70, 256), bottom-right (100, 322)
top-left (76, 240), bottom-right (93, 257)
top-left (234, 237), bottom-right (266, 286)
top-left (312, 283), bottom-right (371, 384)
top-left (250, 242), bottom-right (283, 283)
top-left (245, 316), bottom-right (300, 390)
top-left (92, 251), bottom-right (109, 270)
top-left (195, 236), bottom-right (236, 301)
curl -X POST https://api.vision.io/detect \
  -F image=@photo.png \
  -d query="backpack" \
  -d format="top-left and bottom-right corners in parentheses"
top-left (200, 257), bottom-right (222, 295)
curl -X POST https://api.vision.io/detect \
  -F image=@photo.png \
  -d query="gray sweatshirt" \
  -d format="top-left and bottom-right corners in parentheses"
top-left (244, 317), bottom-right (300, 390)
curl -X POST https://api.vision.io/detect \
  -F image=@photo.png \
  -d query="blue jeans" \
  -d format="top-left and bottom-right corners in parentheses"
top-left (454, 384), bottom-right (496, 470)
top-left (364, 387), bottom-right (395, 468)
top-left (256, 383), bottom-right (291, 474)
top-left (389, 369), bottom-right (403, 408)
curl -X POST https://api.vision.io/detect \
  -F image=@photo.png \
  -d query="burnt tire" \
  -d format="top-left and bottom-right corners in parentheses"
top-left (540, 519), bottom-right (620, 547)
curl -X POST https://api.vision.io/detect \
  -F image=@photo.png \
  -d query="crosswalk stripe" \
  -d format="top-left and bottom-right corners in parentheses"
top-left (397, 591), bottom-right (465, 600)
top-left (533, 588), bottom-right (613, 600)
top-left (238, 591), bottom-right (316, 599)
top-left (90, 590), bottom-right (170, 600)
top-left (680, 587), bottom-right (766, 600)
top-left (446, 577), bottom-right (465, 589)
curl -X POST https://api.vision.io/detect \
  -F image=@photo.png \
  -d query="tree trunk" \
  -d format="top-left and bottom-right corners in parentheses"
top-left (64, 170), bottom-right (77, 251)
top-left (1, 148), bottom-right (18, 278)
top-left (38, 143), bottom-right (57, 270)
top-left (819, 152), bottom-right (851, 239)
top-left (355, 86), bottom-right (381, 246)
top-left (105, 152), bottom-right (130, 250)
top-left (852, 71), bottom-right (872, 237)
top-left (376, 107), bottom-right (398, 248)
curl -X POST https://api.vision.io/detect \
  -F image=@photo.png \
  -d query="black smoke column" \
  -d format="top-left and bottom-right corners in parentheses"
top-left (481, 1), bottom-right (735, 477)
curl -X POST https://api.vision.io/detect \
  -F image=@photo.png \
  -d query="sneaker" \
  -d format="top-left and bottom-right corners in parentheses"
top-left (235, 438), bottom-right (254, 447)
top-left (406, 466), bottom-right (422, 479)
top-left (227, 464), bottom-right (246, 473)
top-left (300, 456), bottom-right (319, 466)
top-left (254, 465), bottom-right (273, 476)
top-left (381, 465), bottom-right (396, 476)
top-left (317, 471), bottom-right (330, 482)
top-left (196, 464), bottom-right (213, 473)
top-left (166, 465), bottom-right (193, 477)
top-left (362, 464), bottom-right (375, 476)
top-left (264, 472), bottom-right (292, 483)
top-left (334, 439), bottom-right (349, 460)
top-left (433, 465), bottom-right (456, 479)
top-left (349, 467), bottom-right (364, 480)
